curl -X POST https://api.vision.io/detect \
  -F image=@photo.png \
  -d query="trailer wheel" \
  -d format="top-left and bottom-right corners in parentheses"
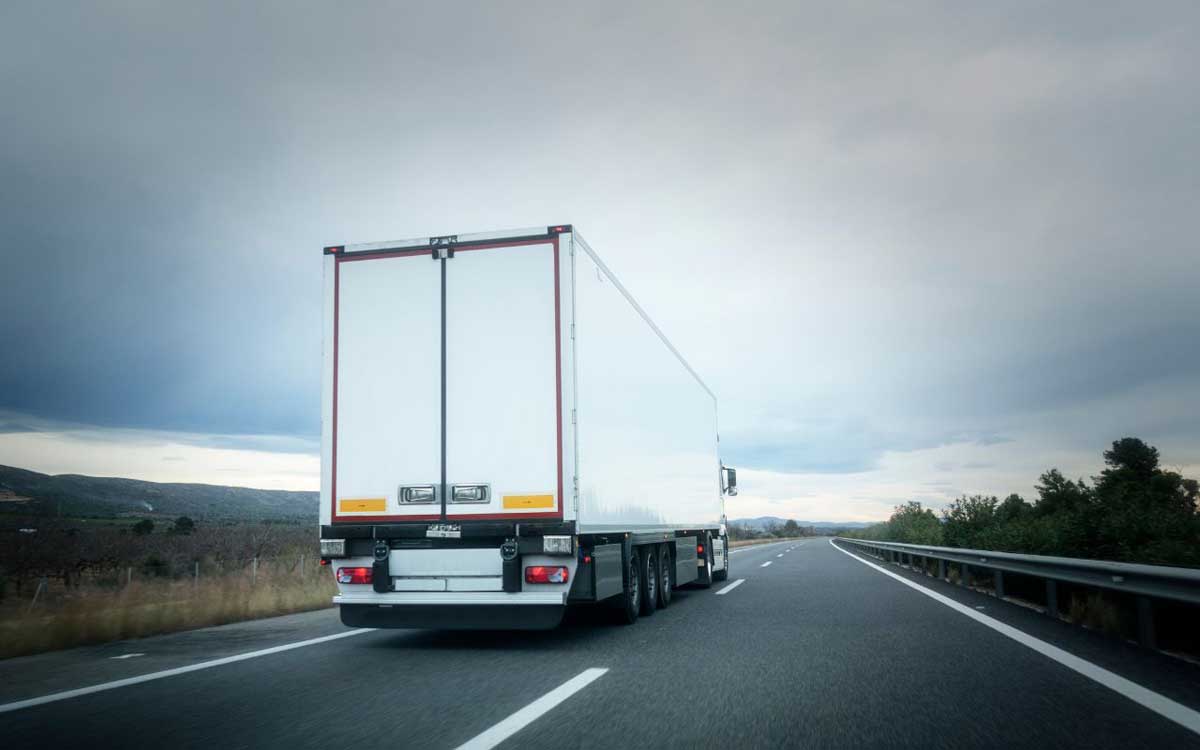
top-left (657, 545), bottom-right (673, 608)
top-left (615, 548), bottom-right (640, 625)
top-left (713, 536), bottom-right (729, 582)
top-left (697, 534), bottom-right (714, 588)
top-left (639, 545), bottom-right (658, 615)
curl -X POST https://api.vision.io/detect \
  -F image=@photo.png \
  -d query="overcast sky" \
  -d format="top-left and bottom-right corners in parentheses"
top-left (2, 2), bottom-right (1197, 521)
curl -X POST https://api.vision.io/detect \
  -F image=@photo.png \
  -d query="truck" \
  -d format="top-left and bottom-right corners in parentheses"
top-left (318, 225), bottom-right (738, 629)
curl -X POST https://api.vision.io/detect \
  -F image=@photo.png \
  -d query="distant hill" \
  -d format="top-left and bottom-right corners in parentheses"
top-left (731, 515), bottom-right (873, 530)
top-left (0, 465), bottom-right (318, 521)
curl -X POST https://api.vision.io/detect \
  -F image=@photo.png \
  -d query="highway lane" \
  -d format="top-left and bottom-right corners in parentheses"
top-left (2, 539), bottom-right (1199, 749)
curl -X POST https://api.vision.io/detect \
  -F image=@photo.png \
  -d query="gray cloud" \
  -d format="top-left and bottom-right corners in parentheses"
top-left (1, 2), bottom-right (1197, 485)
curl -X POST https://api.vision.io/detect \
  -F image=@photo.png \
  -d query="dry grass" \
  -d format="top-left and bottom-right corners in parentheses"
top-left (729, 537), bottom-right (807, 549)
top-left (1067, 592), bottom-right (1125, 636)
top-left (0, 570), bottom-right (336, 660)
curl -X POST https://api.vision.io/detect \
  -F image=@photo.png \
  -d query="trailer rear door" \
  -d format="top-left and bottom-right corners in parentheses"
top-left (329, 236), bottom-right (564, 524)
top-left (445, 241), bottom-right (561, 519)
top-left (334, 249), bottom-right (442, 521)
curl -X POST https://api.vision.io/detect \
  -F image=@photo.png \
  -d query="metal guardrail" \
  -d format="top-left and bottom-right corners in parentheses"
top-left (833, 537), bottom-right (1200, 649)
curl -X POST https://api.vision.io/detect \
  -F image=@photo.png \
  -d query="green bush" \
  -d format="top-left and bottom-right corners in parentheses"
top-left (849, 438), bottom-right (1199, 567)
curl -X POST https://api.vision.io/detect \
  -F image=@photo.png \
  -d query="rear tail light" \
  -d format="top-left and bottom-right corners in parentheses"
top-left (524, 566), bottom-right (569, 584)
top-left (697, 544), bottom-right (705, 555)
top-left (336, 567), bottom-right (373, 584)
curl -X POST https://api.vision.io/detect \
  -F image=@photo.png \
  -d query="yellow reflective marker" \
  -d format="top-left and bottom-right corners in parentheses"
top-left (339, 498), bottom-right (386, 513)
top-left (502, 494), bottom-right (555, 509)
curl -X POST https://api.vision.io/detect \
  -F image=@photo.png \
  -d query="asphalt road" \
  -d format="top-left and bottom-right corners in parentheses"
top-left (2, 539), bottom-right (1199, 749)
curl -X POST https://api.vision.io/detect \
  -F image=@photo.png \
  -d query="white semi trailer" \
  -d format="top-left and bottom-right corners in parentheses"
top-left (318, 225), bottom-right (738, 629)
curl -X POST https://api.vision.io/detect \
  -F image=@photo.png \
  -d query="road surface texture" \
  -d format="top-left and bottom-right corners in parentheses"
top-left (2, 539), bottom-right (1199, 749)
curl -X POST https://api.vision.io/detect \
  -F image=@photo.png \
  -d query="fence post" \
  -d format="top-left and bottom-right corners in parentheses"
top-left (1045, 580), bottom-right (1058, 618)
top-left (299, 555), bottom-right (305, 579)
top-left (252, 557), bottom-right (258, 585)
top-left (194, 561), bottom-right (200, 589)
top-left (994, 570), bottom-right (1005, 599)
top-left (27, 577), bottom-right (47, 614)
top-left (127, 567), bottom-right (133, 587)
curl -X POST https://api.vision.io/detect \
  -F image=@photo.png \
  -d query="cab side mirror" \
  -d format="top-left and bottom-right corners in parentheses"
top-left (723, 466), bottom-right (738, 496)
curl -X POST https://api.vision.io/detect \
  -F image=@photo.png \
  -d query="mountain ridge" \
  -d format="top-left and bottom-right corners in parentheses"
top-left (0, 464), bottom-right (318, 521)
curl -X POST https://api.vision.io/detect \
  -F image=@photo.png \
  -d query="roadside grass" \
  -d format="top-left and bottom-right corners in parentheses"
top-left (0, 570), bottom-right (336, 660)
top-left (1067, 591), bottom-right (1126, 636)
top-left (729, 537), bottom-right (807, 549)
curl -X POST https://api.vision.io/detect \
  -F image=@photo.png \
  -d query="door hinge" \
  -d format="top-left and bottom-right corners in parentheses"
top-left (570, 323), bottom-right (575, 339)
top-left (430, 235), bottom-right (456, 259)
top-left (571, 409), bottom-right (577, 425)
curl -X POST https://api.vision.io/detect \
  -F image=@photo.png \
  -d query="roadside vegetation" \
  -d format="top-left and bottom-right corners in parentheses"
top-left (728, 518), bottom-right (820, 541)
top-left (0, 518), bottom-right (333, 659)
top-left (844, 437), bottom-right (1199, 568)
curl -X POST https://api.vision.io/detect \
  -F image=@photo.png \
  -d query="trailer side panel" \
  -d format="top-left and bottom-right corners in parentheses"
top-left (572, 236), bottom-right (723, 532)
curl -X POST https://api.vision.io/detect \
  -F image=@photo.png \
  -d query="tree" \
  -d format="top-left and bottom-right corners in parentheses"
top-left (1033, 469), bottom-right (1091, 516)
top-left (169, 516), bottom-right (196, 535)
top-left (996, 493), bottom-right (1031, 523)
top-left (887, 502), bottom-right (943, 545)
top-left (782, 519), bottom-right (800, 537)
top-left (132, 519), bottom-right (154, 536)
top-left (1089, 437), bottom-right (1200, 564)
top-left (942, 495), bottom-right (998, 548)
top-left (1100, 437), bottom-right (1160, 482)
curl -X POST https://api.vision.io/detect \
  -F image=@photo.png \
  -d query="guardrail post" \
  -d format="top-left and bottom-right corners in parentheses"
top-left (937, 559), bottom-right (946, 580)
top-left (1136, 597), bottom-right (1156, 649)
top-left (960, 563), bottom-right (970, 587)
top-left (994, 570), bottom-right (1005, 599)
top-left (1045, 580), bottom-right (1058, 618)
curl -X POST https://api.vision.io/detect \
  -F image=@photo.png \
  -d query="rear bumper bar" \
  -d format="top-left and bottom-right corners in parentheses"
top-left (335, 591), bottom-right (566, 630)
top-left (334, 592), bottom-right (564, 606)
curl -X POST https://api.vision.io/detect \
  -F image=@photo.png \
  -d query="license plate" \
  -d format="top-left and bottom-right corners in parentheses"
top-left (426, 523), bottom-right (461, 539)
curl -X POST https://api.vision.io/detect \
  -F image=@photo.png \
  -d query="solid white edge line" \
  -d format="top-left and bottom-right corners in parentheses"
top-left (760, 561), bottom-right (772, 567)
top-left (0, 628), bottom-right (374, 714)
top-left (455, 668), bottom-right (608, 750)
top-left (715, 578), bottom-right (746, 595)
top-left (829, 539), bottom-right (1200, 736)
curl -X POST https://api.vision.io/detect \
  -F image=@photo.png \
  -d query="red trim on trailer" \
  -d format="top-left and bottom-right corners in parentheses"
top-left (552, 236), bottom-right (564, 512)
top-left (330, 236), bottom-right (566, 524)
top-left (331, 257), bottom-right (338, 521)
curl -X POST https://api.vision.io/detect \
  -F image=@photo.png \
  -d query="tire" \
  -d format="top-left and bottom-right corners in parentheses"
top-left (696, 533), bottom-right (714, 588)
top-left (713, 536), bottom-right (729, 582)
top-left (615, 548), bottom-right (641, 625)
top-left (656, 545), bottom-right (673, 608)
top-left (639, 545), bottom-right (658, 615)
